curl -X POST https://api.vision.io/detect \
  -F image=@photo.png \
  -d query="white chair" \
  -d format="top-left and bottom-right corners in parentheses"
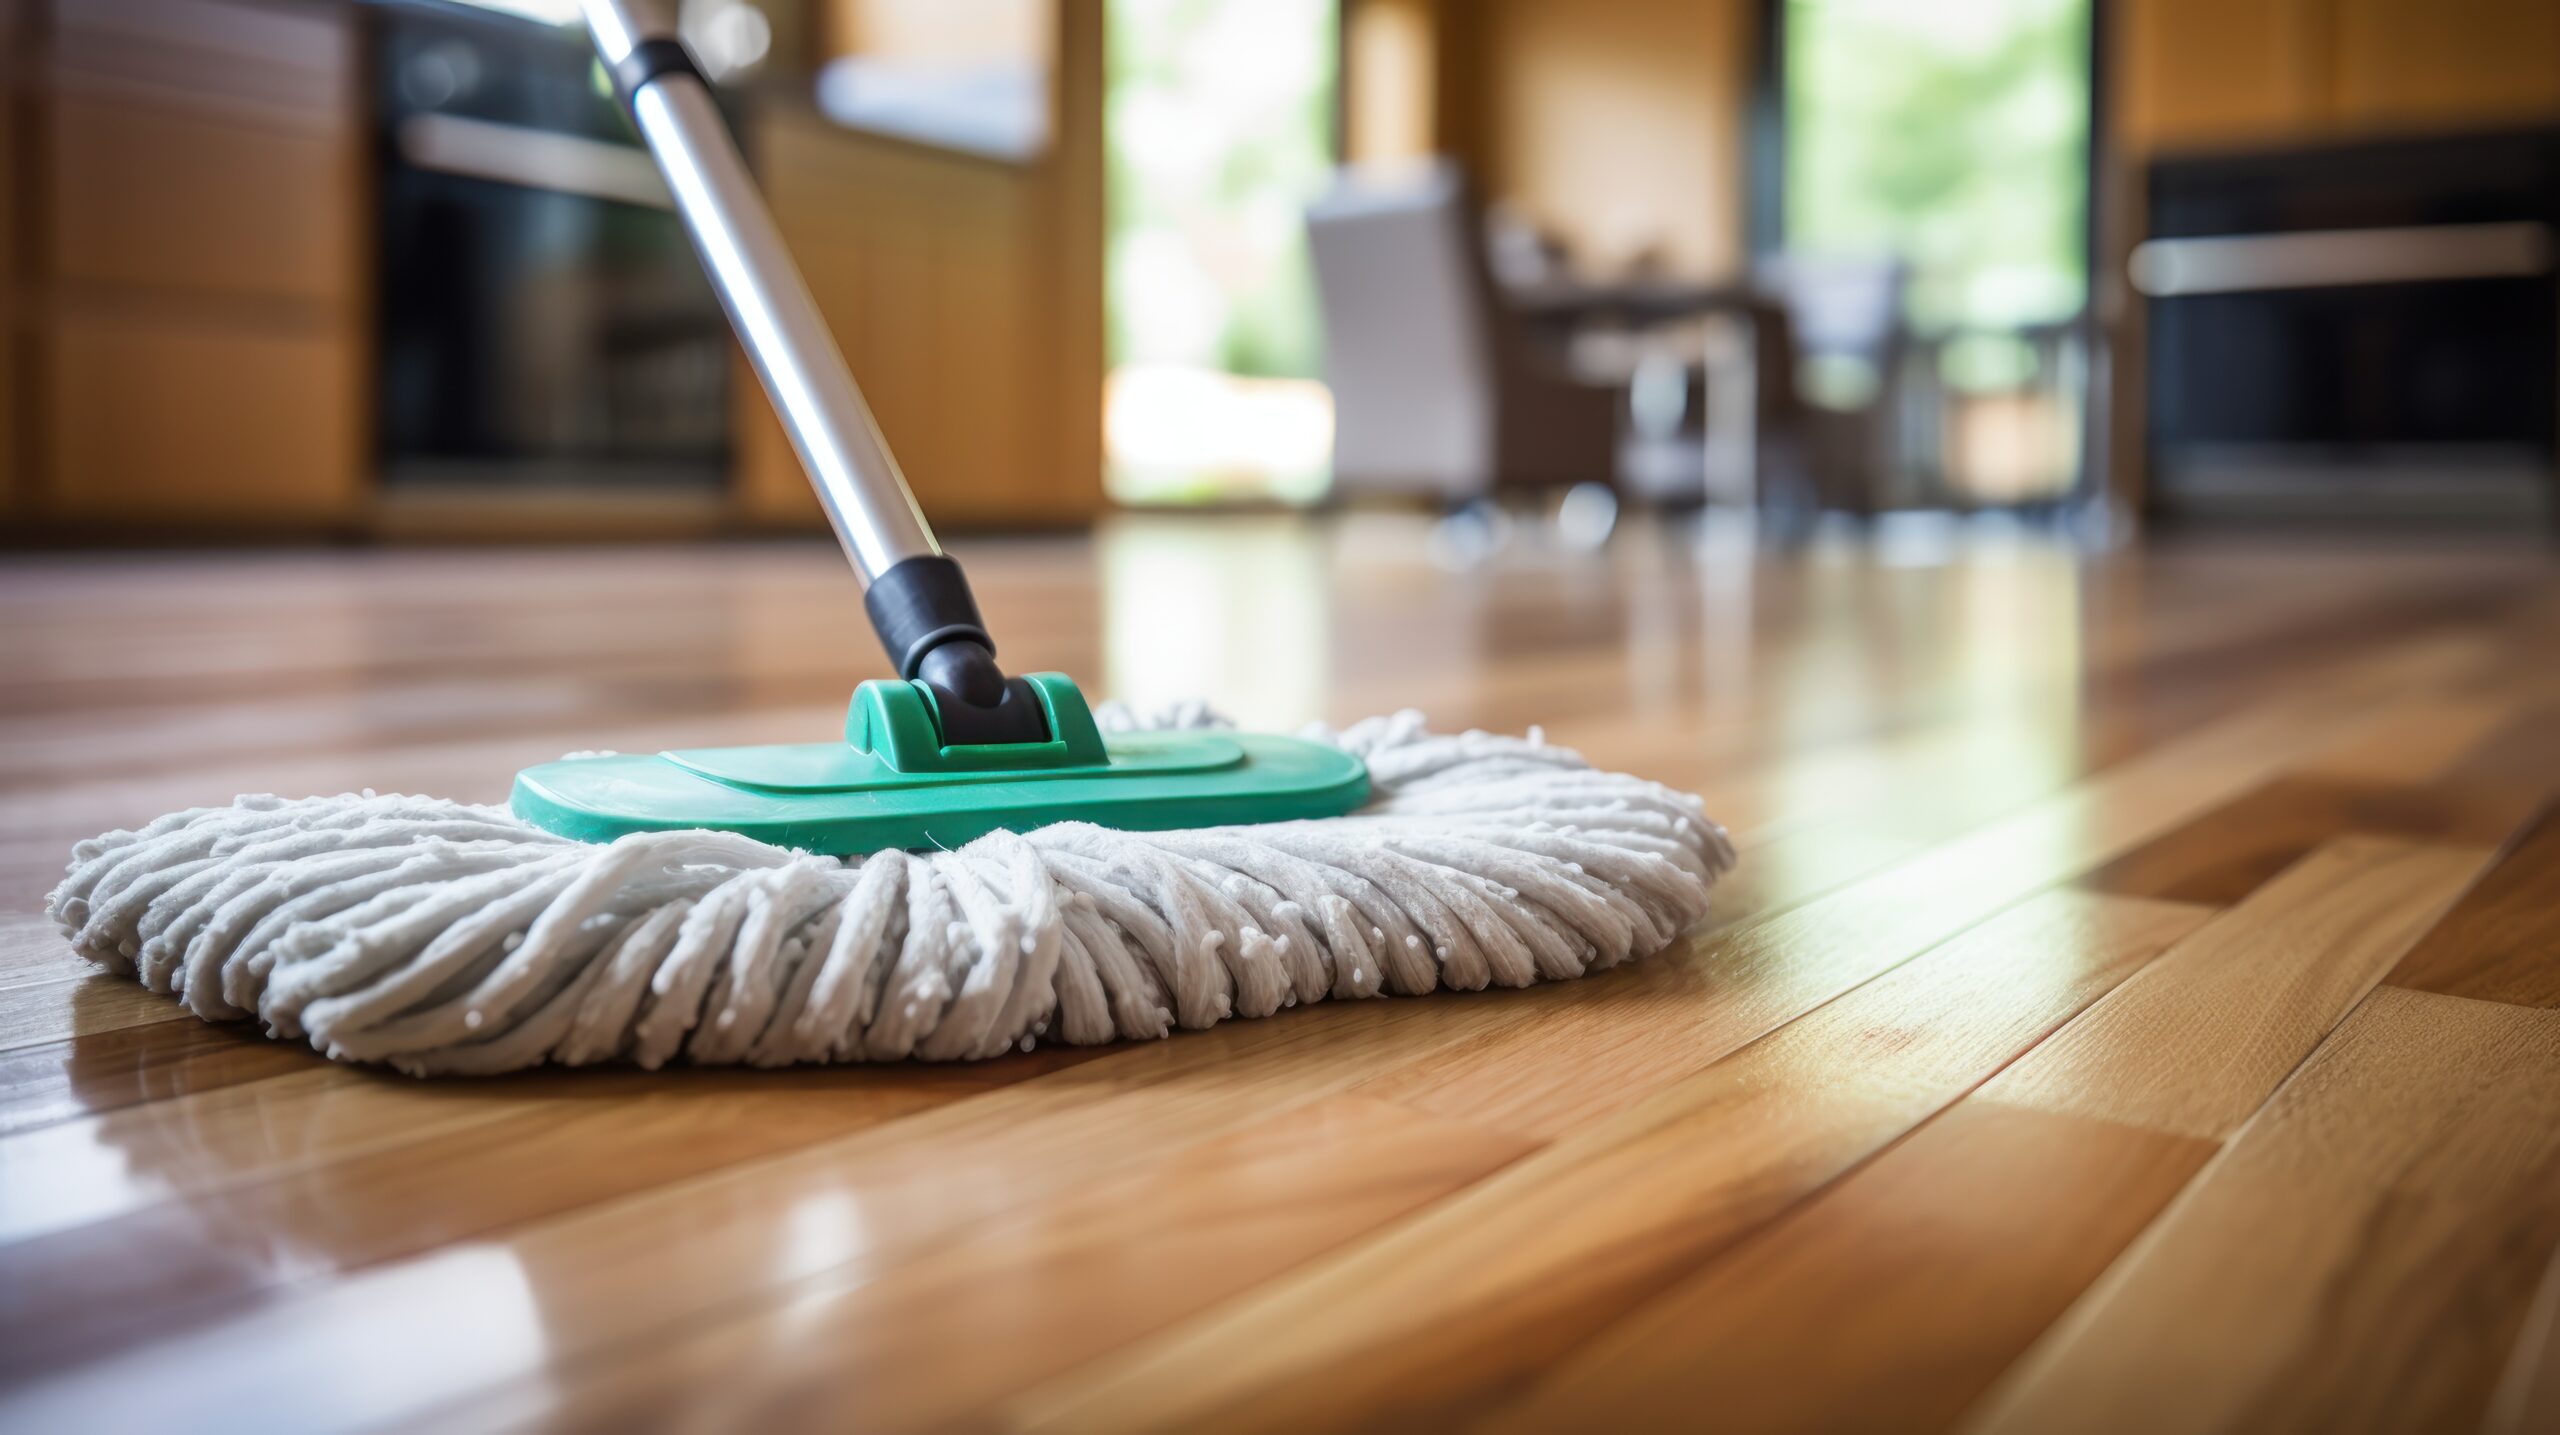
top-left (1305, 164), bottom-right (1621, 506)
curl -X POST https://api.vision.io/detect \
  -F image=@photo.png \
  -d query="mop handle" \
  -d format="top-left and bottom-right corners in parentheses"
top-left (580, 0), bottom-right (936, 588)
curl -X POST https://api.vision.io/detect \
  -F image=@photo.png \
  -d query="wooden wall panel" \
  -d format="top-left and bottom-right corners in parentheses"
top-left (1461, 0), bottom-right (1754, 280)
top-left (736, 0), bottom-right (1104, 532)
top-left (826, 0), bottom-right (1049, 66)
top-left (1343, 0), bottom-right (1440, 167)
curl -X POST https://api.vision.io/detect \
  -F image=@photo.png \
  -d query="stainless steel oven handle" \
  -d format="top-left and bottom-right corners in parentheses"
top-left (2129, 222), bottom-right (2555, 298)
top-left (396, 113), bottom-right (673, 210)
top-left (579, 0), bottom-right (938, 586)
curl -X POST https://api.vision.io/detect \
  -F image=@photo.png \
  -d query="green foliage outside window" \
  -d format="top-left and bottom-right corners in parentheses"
top-left (1106, 0), bottom-right (1337, 378)
top-left (1785, 0), bottom-right (2090, 334)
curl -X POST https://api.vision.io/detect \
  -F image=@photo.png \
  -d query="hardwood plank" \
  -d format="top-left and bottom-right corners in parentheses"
top-left (2434, 699), bottom-right (2560, 794)
top-left (0, 992), bottom-right (1555, 1428)
top-left (2388, 803), bottom-right (2560, 1008)
top-left (1001, 889), bottom-right (2203, 1431)
top-left (0, 915), bottom-right (82, 991)
top-left (2081, 774), bottom-right (2523, 907)
top-left (1489, 838), bottom-right (2474, 1432)
top-left (0, 1067), bottom-right (541, 1246)
top-left (1427, 628), bottom-right (2494, 1150)
top-left (2489, 1242), bottom-right (2560, 1435)
top-left (0, 1020), bottom-right (321, 1141)
top-left (0, 1053), bottom-right (1089, 1384)
top-left (2, 630), bottom-right (2451, 1426)
top-left (2294, 695), bottom-right (2525, 786)
top-left (0, 975), bottom-right (184, 1053)
top-left (1486, 1102), bottom-right (2216, 1435)
top-left (447, 1096), bottom-right (1534, 1432)
top-left (0, 530), bottom-right (2552, 1431)
top-left (1969, 988), bottom-right (2560, 1435)
top-left (1351, 709), bottom-right (2466, 1146)
top-left (1696, 821), bottom-right (1934, 931)
top-left (1984, 836), bottom-right (2490, 1141)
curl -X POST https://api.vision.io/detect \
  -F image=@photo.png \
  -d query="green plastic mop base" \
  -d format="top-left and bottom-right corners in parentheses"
top-left (510, 672), bottom-right (1369, 855)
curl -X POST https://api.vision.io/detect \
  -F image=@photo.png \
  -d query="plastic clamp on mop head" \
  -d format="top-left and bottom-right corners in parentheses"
top-left (862, 554), bottom-right (1051, 748)
top-left (510, 557), bottom-right (1370, 856)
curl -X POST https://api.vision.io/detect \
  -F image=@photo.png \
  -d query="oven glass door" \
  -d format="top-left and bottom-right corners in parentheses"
top-left (377, 6), bottom-right (731, 490)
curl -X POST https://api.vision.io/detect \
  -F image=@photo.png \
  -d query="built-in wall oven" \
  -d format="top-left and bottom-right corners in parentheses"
top-left (375, 0), bottom-right (731, 490)
top-left (2137, 127), bottom-right (2559, 524)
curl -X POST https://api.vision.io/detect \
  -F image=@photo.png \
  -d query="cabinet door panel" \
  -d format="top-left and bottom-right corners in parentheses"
top-left (51, 93), bottom-right (353, 305)
top-left (47, 312), bottom-right (359, 522)
top-left (2333, 0), bottom-right (2560, 131)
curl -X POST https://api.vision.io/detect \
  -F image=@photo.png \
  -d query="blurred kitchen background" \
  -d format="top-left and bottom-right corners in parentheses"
top-left (2, 0), bottom-right (2556, 542)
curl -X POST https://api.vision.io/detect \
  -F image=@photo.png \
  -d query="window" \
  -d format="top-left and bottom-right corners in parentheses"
top-left (1105, 0), bottom-right (1340, 504)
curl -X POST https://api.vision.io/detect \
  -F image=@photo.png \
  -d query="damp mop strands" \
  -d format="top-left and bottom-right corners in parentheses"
top-left (48, 711), bottom-right (1735, 1076)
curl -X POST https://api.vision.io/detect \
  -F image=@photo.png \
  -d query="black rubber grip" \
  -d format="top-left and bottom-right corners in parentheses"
top-left (864, 555), bottom-right (994, 680)
top-left (609, 37), bottom-right (707, 111)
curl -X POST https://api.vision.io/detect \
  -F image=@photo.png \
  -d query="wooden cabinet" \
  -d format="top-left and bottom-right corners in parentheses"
top-left (2116, 0), bottom-right (2560, 157)
top-left (1, 2), bottom-right (20, 521)
top-left (2116, 0), bottom-right (2332, 152)
top-left (2332, 0), bottom-right (2560, 132)
top-left (26, 0), bottom-right (366, 529)
top-left (50, 92), bottom-right (356, 305)
top-left (15, 0), bottom-right (1106, 537)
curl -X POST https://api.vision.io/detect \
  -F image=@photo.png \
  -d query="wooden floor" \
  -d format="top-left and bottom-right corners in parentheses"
top-left (2, 513), bottom-right (2558, 1433)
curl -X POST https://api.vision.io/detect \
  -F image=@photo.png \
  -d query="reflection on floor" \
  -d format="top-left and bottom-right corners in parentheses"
top-left (1, 513), bottom-right (2557, 1431)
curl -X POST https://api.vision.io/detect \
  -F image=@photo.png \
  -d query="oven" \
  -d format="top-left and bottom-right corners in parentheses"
top-left (2137, 127), bottom-right (2560, 524)
top-left (374, 0), bottom-right (731, 490)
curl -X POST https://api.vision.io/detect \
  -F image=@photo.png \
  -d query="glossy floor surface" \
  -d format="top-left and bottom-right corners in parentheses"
top-left (3, 514), bottom-right (2558, 1433)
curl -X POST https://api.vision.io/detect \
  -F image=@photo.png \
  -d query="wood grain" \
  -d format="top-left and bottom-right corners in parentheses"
top-left (2388, 803), bottom-right (2560, 1008)
top-left (1003, 890), bottom-right (2205, 1431)
top-left (0, 976), bottom-right (182, 1054)
top-left (1493, 833), bottom-right (2475, 1433)
top-left (0, 1067), bottom-right (544, 1247)
top-left (1353, 693), bottom-right (2488, 1146)
top-left (1488, 1100), bottom-right (2218, 1435)
top-left (0, 527), bottom-right (2555, 1430)
top-left (2081, 774), bottom-right (2523, 906)
top-left (0, 917), bottom-right (85, 992)
top-left (460, 1096), bottom-right (1534, 1432)
top-left (30, 0), bottom-right (366, 529)
top-left (0, 984), bottom-right (1584, 1427)
top-left (0, 1021), bottom-right (321, 1142)
top-left (1987, 836), bottom-right (2490, 1141)
top-left (1970, 987), bottom-right (2560, 1435)
top-left (0, 1054), bottom-right (1089, 1384)
top-left (2489, 1242), bottom-right (2560, 1435)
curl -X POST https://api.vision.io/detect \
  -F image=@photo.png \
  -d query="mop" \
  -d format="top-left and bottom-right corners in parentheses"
top-left (43, 0), bottom-right (1734, 1077)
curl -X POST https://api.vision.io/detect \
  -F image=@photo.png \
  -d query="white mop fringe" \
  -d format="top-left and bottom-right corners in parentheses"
top-left (47, 709), bottom-right (1734, 1076)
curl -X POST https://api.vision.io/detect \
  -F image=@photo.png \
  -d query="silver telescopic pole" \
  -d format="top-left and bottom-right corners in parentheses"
top-left (580, 0), bottom-right (937, 586)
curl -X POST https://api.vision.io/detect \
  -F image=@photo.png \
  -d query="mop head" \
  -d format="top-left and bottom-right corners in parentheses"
top-left (47, 709), bottom-right (1734, 1076)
